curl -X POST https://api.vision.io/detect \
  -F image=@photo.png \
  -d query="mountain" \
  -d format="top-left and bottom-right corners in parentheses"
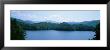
top-left (24, 20), bottom-right (100, 28)
top-left (33, 20), bottom-right (61, 24)
top-left (80, 20), bottom-right (100, 27)
top-left (65, 20), bottom-right (100, 27)
top-left (21, 20), bottom-right (58, 24)
top-left (43, 20), bottom-right (60, 23)
top-left (24, 20), bottom-right (34, 24)
top-left (66, 22), bottom-right (80, 24)
top-left (11, 17), bottom-right (99, 31)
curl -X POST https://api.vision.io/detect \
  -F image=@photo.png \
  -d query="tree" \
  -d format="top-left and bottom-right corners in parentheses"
top-left (92, 23), bottom-right (100, 40)
top-left (95, 23), bottom-right (100, 40)
top-left (11, 18), bottom-right (26, 40)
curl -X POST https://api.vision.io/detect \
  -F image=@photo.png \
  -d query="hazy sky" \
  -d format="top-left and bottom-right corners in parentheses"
top-left (11, 10), bottom-right (100, 22)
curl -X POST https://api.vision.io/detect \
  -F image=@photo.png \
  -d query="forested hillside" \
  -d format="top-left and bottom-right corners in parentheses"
top-left (11, 18), bottom-right (26, 40)
top-left (11, 17), bottom-right (99, 31)
top-left (11, 17), bottom-right (100, 40)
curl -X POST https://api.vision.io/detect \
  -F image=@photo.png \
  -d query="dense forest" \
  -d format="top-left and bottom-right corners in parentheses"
top-left (11, 17), bottom-right (100, 40)
top-left (92, 23), bottom-right (100, 40)
top-left (11, 18), bottom-right (26, 40)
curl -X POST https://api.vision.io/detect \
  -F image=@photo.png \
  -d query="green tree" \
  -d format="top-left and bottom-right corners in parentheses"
top-left (95, 23), bottom-right (100, 40)
top-left (92, 23), bottom-right (100, 40)
top-left (11, 18), bottom-right (26, 40)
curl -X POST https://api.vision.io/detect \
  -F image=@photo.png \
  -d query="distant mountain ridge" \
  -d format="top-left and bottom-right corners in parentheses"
top-left (11, 17), bottom-right (100, 31)
top-left (11, 17), bottom-right (99, 28)
top-left (24, 20), bottom-right (99, 25)
top-left (80, 20), bottom-right (100, 27)
top-left (24, 19), bottom-right (100, 27)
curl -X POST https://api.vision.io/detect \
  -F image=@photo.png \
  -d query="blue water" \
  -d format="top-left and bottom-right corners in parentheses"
top-left (25, 30), bottom-right (96, 40)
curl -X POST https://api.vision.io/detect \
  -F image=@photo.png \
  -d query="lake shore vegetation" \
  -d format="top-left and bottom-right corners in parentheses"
top-left (11, 17), bottom-right (100, 40)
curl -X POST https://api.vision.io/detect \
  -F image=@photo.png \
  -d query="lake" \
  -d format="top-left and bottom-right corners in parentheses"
top-left (25, 30), bottom-right (96, 40)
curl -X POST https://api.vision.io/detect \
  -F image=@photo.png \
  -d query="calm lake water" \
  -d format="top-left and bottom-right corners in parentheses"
top-left (25, 30), bottom-right (96, 40)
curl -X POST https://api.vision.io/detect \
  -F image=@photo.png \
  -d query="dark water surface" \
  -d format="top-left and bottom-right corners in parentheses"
top-left (25, 30), bottom-right (96, 40)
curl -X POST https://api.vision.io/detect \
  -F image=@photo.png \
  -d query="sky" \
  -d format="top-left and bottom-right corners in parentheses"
top-left (11, 10), bottom-right (100, 23)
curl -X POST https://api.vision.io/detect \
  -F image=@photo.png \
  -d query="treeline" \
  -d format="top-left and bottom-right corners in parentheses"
top-left (22, 22), bottom-right (95, 31)
top-left (11, 17), bottom-right (100, 40)
top-left (11, 18), bottom-right (97, 31)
